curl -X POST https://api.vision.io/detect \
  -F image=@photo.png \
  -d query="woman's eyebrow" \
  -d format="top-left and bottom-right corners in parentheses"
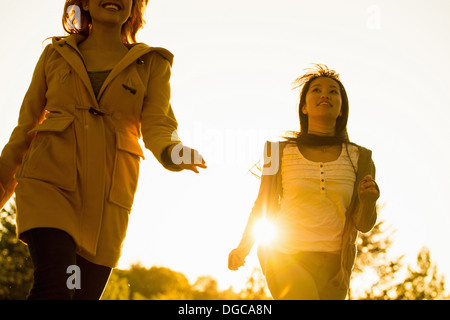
top-left (310, 84), bottom-right (339, 89)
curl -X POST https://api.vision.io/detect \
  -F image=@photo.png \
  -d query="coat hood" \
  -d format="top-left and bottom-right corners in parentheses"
top-left (52, 33), bottom-right (174, 66)
top-left (51, 33), bottom-right (174, 106)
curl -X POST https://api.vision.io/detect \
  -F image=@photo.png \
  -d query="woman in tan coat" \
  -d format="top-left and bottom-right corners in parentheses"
top-left (0, 0), bottom-right (206, 299)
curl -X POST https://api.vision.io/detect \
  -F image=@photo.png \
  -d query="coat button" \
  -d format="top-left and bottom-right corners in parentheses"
top-left (89, 107), bottom-right (105, 116)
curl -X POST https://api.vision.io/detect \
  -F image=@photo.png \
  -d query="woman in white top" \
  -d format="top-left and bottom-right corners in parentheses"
top-left (228, 64), bottom-right (380, 300)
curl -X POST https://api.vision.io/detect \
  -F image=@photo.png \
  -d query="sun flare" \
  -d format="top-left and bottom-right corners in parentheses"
top-left (253, 218), bottom-right (277, 246)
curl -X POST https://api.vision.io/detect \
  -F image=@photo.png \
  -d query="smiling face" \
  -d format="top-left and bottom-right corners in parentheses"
top-left (82, 0), bottom-right (133, 27)
top-left (301, 77), bottom-right (343, 131)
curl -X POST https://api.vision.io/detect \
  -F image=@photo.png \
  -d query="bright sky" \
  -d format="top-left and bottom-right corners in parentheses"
top-left (1, 0), bottom-right (450, 293)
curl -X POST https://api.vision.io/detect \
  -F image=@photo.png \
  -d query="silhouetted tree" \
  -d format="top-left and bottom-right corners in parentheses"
top-left (349, 216), bottom-right (404, 299)
top-left (102, 266), bottom-right (273, 300)
top-left (100, 271), bottom-right (130, 300)
top-left (0, 199), bottom-right (33, 299)
top-left (392, 247), bottom-right (446, 300)
top-left (238, 267), bottom-right (271, 300)
top-left (191, 276), bottom-right (222, 299)
top-left (349, 213), bottom-right (446, 300)
top-left (111, 264), bottom-right (193, 299)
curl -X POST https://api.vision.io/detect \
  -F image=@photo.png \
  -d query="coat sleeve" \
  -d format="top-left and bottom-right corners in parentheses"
top-left (0, 44), bottom-right (50, 209)
top-left (352, 158), bottom-right (378, 233)
top-left (140, 51), bottom-right (182, 171)
top-left (235, 142), bottom-right (281, 257)
top-left (235, 175), bottom-right (270, 257)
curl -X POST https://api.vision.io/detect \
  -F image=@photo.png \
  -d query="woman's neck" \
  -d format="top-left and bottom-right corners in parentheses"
top-left (81, 22), bottom-right (126, 51)
top-left (307, 123), bottom-right (335, 136)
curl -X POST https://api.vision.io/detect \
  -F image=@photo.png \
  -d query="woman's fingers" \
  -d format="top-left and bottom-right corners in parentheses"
top-left (359, 175), bottom-right (380, 200)
top-left (172, 145), bottom-right (207, 173)
top-left (228, 250), bottom-right (245, 270)
top-left (181, 161), bottom-right (207, 173)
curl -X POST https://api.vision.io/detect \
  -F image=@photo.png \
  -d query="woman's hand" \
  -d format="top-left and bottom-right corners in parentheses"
top-left (228, 248), bottom-right (246, 271)
top-left (359, 174), bottom-right (380, 203)
top-left (168, 144), bottom-right (207, 173)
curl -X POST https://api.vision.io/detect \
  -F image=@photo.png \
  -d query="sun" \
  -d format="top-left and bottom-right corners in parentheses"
top-left (253, 218), bottom-right (277, 246)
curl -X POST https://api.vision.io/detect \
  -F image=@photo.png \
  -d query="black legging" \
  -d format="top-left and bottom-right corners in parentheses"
top-left (22, 228), bottom-right (112, 300)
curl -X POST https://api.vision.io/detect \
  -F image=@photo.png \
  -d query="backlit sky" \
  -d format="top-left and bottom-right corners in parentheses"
top-left (1, 0), bottom-right (450, 293)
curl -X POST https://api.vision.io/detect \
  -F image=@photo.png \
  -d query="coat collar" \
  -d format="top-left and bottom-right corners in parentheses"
top-left (52, 34), bottom-right (174, 104)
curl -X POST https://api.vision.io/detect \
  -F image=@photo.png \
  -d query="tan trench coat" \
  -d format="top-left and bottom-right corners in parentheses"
top-left (0, 34), bottom-right (182, 267)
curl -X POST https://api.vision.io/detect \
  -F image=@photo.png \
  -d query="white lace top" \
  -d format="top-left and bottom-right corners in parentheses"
top-left (273, 143), bottom-right (359, 254)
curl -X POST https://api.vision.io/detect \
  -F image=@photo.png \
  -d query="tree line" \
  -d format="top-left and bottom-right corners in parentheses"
top-left (0, 200), bottom-right (447, 299)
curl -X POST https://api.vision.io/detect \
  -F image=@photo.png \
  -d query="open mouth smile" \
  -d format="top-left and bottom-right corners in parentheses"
top-left (317, 101), bottom-right (333, 107)
top-left (101, 2), bottom-right (122, 11)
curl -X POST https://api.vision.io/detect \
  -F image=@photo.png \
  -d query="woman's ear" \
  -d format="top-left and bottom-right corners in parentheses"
top-left (81, 0), bottom-right (89, 11)
top-left (301, 104), bottom-right (308, 115)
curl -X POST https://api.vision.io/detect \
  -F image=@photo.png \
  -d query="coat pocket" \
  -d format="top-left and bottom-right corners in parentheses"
top-left (16, 116), bottom-right (76, 191)
top-left (109, 131), bottom-right (144, 210)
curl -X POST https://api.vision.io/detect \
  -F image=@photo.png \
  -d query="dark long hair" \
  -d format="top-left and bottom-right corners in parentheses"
top-left (62, 0), bottom-right (149, 44)
top-left (290, 64), bottom-right (350, 141)
top-left (253, 65), bottom-right (356, 178)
